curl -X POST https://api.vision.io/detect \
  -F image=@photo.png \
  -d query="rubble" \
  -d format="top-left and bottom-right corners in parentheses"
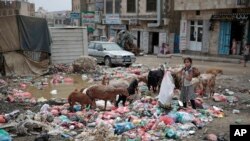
top-left (72, 56), bottom-right (97, 73)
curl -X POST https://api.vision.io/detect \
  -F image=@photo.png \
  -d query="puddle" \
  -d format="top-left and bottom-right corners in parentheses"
top-left (27, 75), bottom-right (92, 100)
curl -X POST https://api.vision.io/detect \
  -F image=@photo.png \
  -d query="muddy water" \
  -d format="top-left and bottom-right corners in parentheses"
top-left (27, 75), bottom-right (92, 100)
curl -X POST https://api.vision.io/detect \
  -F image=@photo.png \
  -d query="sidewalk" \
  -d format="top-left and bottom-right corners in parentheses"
top-left (156, 54), bottom-right (245, 64)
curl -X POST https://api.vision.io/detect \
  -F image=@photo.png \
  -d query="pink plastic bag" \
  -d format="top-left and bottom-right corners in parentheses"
top-left (213, 95), bottom-right (227, 102)
top-left (160, 116), bottom-right (174, 125)
top-left (64, 77), bottom-right (74, 83)
top-left (19, 83), bottom-right (27, 89)
top-left (115, 107), bottom-right (130, 114)
top-left (13, 92), bottom-right (32, 99)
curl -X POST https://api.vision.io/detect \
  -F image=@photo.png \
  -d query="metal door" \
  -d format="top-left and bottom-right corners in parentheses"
top-left (219, 22), bottom-right (231, 55)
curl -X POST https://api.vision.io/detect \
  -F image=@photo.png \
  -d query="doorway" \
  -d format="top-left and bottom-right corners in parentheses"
top-left (230, 21), bottom-right (245, 55)
top-left (137, 31), bottom-right (141, 48)
top-left (149, 32), bottom-right (159, 54)
top-left (189, 20), bottom-right (203, 51)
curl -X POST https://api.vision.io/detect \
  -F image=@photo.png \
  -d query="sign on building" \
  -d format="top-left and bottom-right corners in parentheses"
top-left (82, 11), bottom-right (96, 32)
top-left (95, 11), bottom-right (101, 23)
top-left (105, 14), bottom-right (121, 24)
top-left (70, 13), bottom-right (80, 19)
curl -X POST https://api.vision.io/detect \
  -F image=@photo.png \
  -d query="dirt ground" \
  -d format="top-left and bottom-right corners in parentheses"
top-left (137, 55), bottom-right (250, 141)
top-left (2, 55), bottom-right (250, 141)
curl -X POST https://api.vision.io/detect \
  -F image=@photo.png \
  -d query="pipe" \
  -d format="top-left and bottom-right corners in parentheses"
top-left (148, 0), bottom-right (162, 27)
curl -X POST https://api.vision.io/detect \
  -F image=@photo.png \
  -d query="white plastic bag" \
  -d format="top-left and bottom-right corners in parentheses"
top-left (157, 71), bottom-right (175, 106)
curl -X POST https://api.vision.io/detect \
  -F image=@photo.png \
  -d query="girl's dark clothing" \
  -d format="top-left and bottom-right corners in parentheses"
top-left (183, 100), bottom-right (196, 109)
top-left (115, 79), bottom-right (138, 107)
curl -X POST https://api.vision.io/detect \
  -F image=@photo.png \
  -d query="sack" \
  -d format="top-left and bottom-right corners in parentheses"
top-left (157, 71), bottom-right (175, 106)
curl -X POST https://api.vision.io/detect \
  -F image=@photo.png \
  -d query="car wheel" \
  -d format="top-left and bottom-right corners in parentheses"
top-left (104, 57), bottom-right (112, 67)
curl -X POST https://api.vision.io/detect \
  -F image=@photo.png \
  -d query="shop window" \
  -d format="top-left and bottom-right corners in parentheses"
top-left (198, 20), bottom-right (203, 25)
top-left (115, 0), bottom-right (121, 13)
top-left (106, 0), bottom-right (113, 14)
top-left (190, 26), bottom-right (195, 41)
top-left (146, 0), bottom-right (156, 12)
top-left (127, 0), bottom-right (136, 13)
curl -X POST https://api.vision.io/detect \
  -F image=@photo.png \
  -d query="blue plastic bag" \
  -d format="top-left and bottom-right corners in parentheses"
top-left (0, 129), bottom-right (12, 141)
top-left (114, 122), bottom-right (135, 135)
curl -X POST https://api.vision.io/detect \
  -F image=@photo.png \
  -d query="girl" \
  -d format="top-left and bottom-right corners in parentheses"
top-left (180, 57), bottom-right (196, 109)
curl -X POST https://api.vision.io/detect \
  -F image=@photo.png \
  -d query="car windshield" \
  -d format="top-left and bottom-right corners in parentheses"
top-left (102, 43), bottom-right (123, 51)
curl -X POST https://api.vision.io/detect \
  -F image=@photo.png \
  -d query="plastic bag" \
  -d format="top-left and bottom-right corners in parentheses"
top-left (160, 116), bottom-right (174, 125)
top-left (0, 129), bottom-right (12, 141)
top-left (114, 122), bottom-right (135, 135)
top-left (157, 71), bottom-right (175, 106)
top-left (165, 128), bottom-right (176, 139)
top-left (176, 112), bottom-right (195, 124)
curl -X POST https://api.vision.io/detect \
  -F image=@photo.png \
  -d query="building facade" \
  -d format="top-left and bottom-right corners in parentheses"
top-left (35, 7), bottom-right (71, 27)
top-left (0, 0), bottom-right (35, 17)
top-left (72, 0), bottom-right (87, 26)
top-left (175, 0), bottom-right (250, 55)
top-left (120, 0), bottom-right (181, 54)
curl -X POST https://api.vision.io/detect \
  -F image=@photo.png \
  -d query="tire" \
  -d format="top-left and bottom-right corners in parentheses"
top-left (104, 57), bottom-right (112, 67)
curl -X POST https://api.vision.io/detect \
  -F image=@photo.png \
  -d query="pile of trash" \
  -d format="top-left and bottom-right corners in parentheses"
top-left (0, 79), bottom-right (7, 87)
top-left (48, 64), bottom-right (73, 74)
top-left (213, 88), bottom-right (239, 104)
top-left (73, 56), bottom-right (97, 73)
top-left (0, 94), bottom-right (224, 140)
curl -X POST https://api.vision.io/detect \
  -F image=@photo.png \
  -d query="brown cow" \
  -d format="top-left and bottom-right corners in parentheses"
top-left (68, 89), bottom-right (94, 111)
top-left (85, 85), bottom-right (129, 110)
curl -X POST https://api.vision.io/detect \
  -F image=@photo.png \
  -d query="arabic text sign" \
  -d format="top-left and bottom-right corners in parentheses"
top-left (82, 11), bottom-right (95, 24)
top-left (70, 13), bottom-right (80, 19)
top-left (106, 14), bottom-right (121, 24)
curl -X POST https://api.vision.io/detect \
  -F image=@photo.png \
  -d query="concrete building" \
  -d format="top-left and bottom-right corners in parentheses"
top-left (120, 0), bottom-right (181, 54)
top-left (72, 0), bottom-right (87, 26)
top-left (175, 0), bottom-right (250, 56)
top-left (35, 8), bottom-right (71, 27)
top-left (35, 7), bottom-right (54, 26)
top-left (0, 0), bottom-right (35, 17)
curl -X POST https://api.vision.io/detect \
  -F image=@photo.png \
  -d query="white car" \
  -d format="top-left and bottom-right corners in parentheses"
top-left (88, 41), bottom-right (136, 67)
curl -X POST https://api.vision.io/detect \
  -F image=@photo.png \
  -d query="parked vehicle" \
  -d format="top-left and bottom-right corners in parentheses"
top-left (88, 41), bottom-right (136, 67)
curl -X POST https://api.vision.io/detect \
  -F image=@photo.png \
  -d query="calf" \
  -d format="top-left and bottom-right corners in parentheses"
top-left (68, 89), bottom-right (94, 111)
top-left (85, 85), bottom-right (129, 110)
top-left (147, 69), bottom-right (165, 92)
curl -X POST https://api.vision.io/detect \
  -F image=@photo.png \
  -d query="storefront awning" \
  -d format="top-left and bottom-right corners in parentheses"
top-left (210, 13), bottom-right (250, 21)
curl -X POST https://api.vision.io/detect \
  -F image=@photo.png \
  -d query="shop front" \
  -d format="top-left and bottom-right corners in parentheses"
top-left (210, 12), bottom-right (250, 55)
